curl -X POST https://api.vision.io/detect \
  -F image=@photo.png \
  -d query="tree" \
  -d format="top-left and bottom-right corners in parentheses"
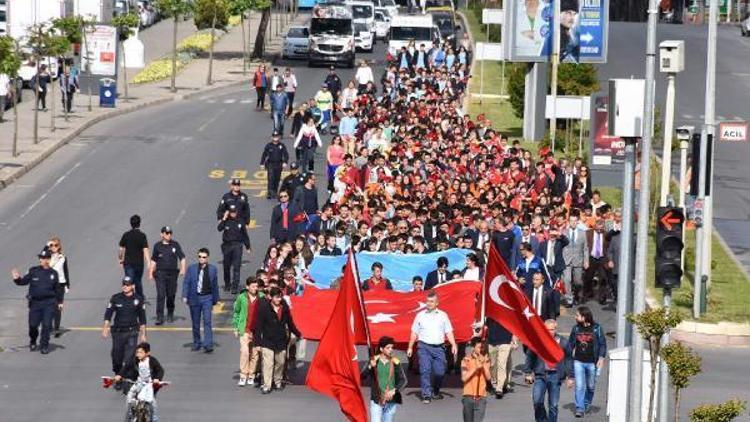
top-left (627, 308), bottom-right (683, 422)
top-left (690, 399), bottom-right (747, 422)
top-left (26, 22), bottom-right (70, 141)
top-left (557, 63), bottom-right (599, 96)
top-left (661, 341), bottom-right (702, 422)
top-left (194, 0), bottom-right (229, 85)
top-left (111, 13), bottom-right (140, 101)
top-left (52, 16), bottom-right (84, 122)
top-left (227, 0), bottom-right (257, 74)
top-left (251, 0), bottom-right (273, 59)
top-left (154, 0), bottom-right (193, 93)
top-left (507, 62), bottom-right (527, 120)
top-left (0, 35), bottom-right (22, 157)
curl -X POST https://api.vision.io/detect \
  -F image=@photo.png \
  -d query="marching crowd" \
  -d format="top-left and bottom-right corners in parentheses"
top-left (8, 28), bottom-right (617, 422)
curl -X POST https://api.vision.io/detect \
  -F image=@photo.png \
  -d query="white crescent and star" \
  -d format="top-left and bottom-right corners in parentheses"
top-left (488, 275), bottom-right (521, 311)
top-left (367, 313), bottom-right (398, 324)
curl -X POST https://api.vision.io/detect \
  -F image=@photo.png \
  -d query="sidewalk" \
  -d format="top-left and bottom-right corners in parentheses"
top-left (0, 12), bottom-right (306, 189)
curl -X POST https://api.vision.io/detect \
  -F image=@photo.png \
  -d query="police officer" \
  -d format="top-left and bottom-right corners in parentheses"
top-left (280, 162), bottom-right (305, 201)
top-left (260, 130), bottom-right (289, 200)
top-left (324, 65), bottom-right (342, 105)
top-left (102, 276), bottom-right (146, 388)
top-left (11, 248), bottom-right (63, 354)
top-left (218, 204), bottom-right (251, 294)
top-left (216, 179), bottom-right (251, 226)
top-left (149, 226), bottom-right (186, 325)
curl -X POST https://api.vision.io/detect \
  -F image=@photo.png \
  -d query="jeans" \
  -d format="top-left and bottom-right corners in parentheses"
top-left (273, 111), bottom-right (285, 134)
top-left (189, 295), bottom-right (214, 349)
top-left (369, 400), bottom-right (398, 422)
top-left (462, 397), bottom-right (487, 422)
top-left (286, 92), bottom-right (295, 115)
top-left (124, 265), bottom-right (145, 299)
top-left (532, 371), bottom-right (561, 422)
top-left (417, 342), bottom-right (446, 399)
top-left (300, 147), bottom-right (316, 172)
top-left (573, 361), bottom-right (597, 412)
top-left (320, 109), bottom-right (331, 130)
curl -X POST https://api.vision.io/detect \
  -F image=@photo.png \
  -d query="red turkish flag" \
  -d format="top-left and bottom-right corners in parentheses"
top-left (305, 250), bottom-right (368, 422)
top-left (483, 244), bottom-right (564, 366)
top-left (292, 280), bottom-right (481, 345)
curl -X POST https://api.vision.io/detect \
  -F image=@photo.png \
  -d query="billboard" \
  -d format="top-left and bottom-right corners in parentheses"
top-left (504, 0), bottom-right (608, 63)
top-left (590, 93), bottom-right (625, 166)
top-left (82, 25), bottom-right (118, 76)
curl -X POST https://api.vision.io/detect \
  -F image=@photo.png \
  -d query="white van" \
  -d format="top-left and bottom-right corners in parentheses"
top-left (345, 0), bottom-right (375, 33)
top-left (387, 14), bottom-right (438, 57)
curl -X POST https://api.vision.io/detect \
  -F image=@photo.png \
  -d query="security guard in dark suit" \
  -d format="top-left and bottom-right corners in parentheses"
top-left (11, 249), bottom-right (63, 354)
top-left (149, 226), bottom-right (186, 325)
top-left (102, 276), bottom-right (146, 386)
top-left (280, 161), bottom-right (305, 201)
top-left (216, 178), bottom-right (251, 226)
top-left (218, 204), bottom-right (251, 294)
top-left (260, 130), bottom-right (289, 200)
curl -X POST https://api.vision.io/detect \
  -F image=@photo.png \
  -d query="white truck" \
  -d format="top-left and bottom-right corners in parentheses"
top-left (388, 14), bottom-right (438, 58)
top-left (309, 2), bottom-right (355, 68)
top-left (8, 0), bottom-right (66, 85)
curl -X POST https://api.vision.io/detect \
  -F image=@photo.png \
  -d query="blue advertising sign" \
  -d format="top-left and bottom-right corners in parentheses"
top-left (504, 0), bottom-right (608, 63)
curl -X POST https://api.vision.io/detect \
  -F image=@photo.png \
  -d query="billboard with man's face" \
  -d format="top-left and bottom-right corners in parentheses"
top-left (504, 0), bottom-right (608, 63)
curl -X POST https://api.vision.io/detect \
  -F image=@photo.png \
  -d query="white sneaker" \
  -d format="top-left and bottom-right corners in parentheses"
top-left (247, 377), bottom-right (255, 386)
top-left (238, 377), bottom-right (247, 387)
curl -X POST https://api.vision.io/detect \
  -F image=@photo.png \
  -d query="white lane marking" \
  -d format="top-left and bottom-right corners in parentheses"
top-left (175, 208), bottom-right (187, 225)
top-left (198, 108), bottom-right (225, 132)
top-left (223, 99), bottom-right (237, 104)
top-left (683, 114), bottom-right (694, 119)
top-left (206, 99), bottom-right (217, 104)
top-left (240, 99), bottom-right (252, 104)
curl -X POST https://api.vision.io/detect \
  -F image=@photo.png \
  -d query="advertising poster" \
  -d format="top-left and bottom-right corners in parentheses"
top-left (590, 93), bottom-right (625, 166)
top-left (505, 0), bottom-right (608, 63)
top-left (83, 25), bottom-right (118, 76)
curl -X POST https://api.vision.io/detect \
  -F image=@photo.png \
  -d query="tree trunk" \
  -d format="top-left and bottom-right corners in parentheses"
top-left (207, 3), bottom-right (217, 86)
top-left (62, 61), bottom-right (69, 122)
top-left (252, 7), bottom-right (271, 59)
top-left (171, 15), bottom-right (178, 93)
top-left (247, 11), bottom-right (253, 62)
top-left (240, 15), bottom-right (247, 74)
top-left (33, 61), bottom-right (40, 144)
top-left (648, 342), bottom-right (659, 422)
top-left (83, 29), bottom-right (93, 112)
top-left (122, 40), bottom-right (130, 101)
top-left (674, 388), bottom-right (681, 422)
top-left (12, 81), bottom-right (19, 157)
top-left (50, 70), bottom-right (56, 132)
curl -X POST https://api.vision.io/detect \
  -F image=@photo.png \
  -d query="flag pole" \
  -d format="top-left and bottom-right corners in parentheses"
top-left (349, 249), bottom-right (373, 354)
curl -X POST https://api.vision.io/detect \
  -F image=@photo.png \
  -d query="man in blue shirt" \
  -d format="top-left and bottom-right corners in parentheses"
top-left (270, 84), bottom-right (289, 135)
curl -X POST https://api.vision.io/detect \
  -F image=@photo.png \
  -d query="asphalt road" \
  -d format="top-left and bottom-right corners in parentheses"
top-left (0, 27), bottom-right (747, 421)
top-left (598, 22), bottom-right (750, 274)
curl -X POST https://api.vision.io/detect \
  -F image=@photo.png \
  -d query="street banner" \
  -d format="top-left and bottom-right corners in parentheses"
top-left (291, 280), bottom-right (481, 344)
top-left (83, 25), bottom-right (118, 76)
top-left (504, 0), bottom-right (608, 63)
top-left (308, 249), bottom-right (473, 291)
top-left (589, 92), bottom-right (625, 166)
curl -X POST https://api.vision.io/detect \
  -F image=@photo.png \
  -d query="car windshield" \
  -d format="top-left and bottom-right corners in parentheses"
top-left (353, 23), bottom-right (369, 33)
top-left (433, 16), bottom-right (454, 31)
top-left (425, 0), bottom-right (451, 8)
top-left (382, 0), bottom-right (396, 5)
top-left (375, 12), bottom-right (385, 21)
top-left (311, 18), bottom-right (353, 35)
top-left (390, 26), bottom-right (432, 41)
top-left (287, 27), bottom-right (309, 38)
top-left (350, 5), bottom-right (373, 19)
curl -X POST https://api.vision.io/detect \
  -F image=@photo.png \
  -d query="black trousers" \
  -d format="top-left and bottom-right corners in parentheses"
top-left (155, 269), bottom-right (179, 318)
top-left (286, 92), bottom-right (295, 116)
top-left (111, 329), bottom-right (139, 374)
top-left (266, 164), bottom-right (282, 196)
top-left (53, 289), bottom-right (64, 331)
top-left (29, 298), bottom-right (56, 348)
top-left (583, 257), bottom-right (609, 301)
top-left (256, 87), bottom-right (267, 108)
top-left (222, 242), bottom-right (243, 290)
top-left (62, 89), bottom-right (74, 112)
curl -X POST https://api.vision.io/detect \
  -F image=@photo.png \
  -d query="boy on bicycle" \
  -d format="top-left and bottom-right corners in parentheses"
top-left (115, 342), bottom-right (165, 421)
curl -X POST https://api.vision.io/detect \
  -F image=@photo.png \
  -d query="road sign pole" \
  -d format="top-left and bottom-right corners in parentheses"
top-left (658, 288), bottom-right (672, 422)
top-left (679, 140), bottom-right (688, 273)
top-left (629, 0), bottom-right (661, 419)
top-left (549, 0), bottom-right (560, 153)
top-left (660, 73), bottom-right (676, 207)
top-left (616, 137), bottom-right (637, 350)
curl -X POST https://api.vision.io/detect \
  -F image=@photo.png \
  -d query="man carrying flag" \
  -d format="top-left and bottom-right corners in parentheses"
top-left (306, 250), bottom-right (369, 422)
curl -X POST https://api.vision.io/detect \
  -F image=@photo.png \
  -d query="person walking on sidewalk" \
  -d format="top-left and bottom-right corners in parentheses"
top-left (0, 72), bottom-right (10, 122)
top-left (461, 337), bottom-right (491, 422)
top-left (361, 336), bottom-right (408, 422)
top-left (283, 68), bottom-right (297, 117)
top-left (32, 65), bottom-right (51, 111)
top-left (47, 237), bottom-right (70, 338)
top-left (253, 64), bottom-right (269, 110)
top-left (567, 306), bottom-right (607, 418)
top-left (181, 248), bottom-right (219, 353)
top-left (119, 215), bottom-right (150, 299)
top-left (234, 277), bottom-right (264, 387)
top-left (149, 226), bottom-right (186, 325)
top-left (270, 84), bottom-right (289, 135)
top-left (59, 67), bottom-right (79, 113)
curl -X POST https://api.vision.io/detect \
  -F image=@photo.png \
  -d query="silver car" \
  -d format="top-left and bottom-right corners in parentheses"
top-left (283, 26), bottom-right (310, 60)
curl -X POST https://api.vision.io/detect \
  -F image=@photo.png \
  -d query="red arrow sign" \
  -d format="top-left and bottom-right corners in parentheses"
top-left (660, 210), bottom-right (683, 230)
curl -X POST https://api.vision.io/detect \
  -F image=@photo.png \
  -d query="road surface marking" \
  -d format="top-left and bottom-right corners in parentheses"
top-left (223, 99), bottom-right (237, 104)
top-left (206, 99), bottom-right (217, 104)
top-left (683, 114), bottom-right (694, 119)
top-left (240, 99), bottom-right (252, 104)
top-left (198, 108), bottom-right (225, 132)
top-left (175, 208), bottom-right (187, 225)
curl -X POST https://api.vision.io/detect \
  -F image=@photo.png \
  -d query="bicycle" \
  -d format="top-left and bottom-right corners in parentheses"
top-left (102, 376), bottom-right (170, 422)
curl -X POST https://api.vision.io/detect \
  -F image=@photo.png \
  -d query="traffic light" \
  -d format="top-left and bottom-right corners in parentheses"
top-left (655, 207), bottom-right (685, 289)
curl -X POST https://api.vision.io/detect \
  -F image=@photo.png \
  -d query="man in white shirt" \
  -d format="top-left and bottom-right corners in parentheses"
top-left (0, 73), bottom-right (10, 123)
top-left (355, 60), bottom-right (374, 93)
top-left (407, 291), bottom-right (458, 404)
top-left (282, 68), bottom-right (297, 116)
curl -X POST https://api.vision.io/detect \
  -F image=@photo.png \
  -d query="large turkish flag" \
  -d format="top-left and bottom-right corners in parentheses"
top-left (483, 244), bottom-right (564, 366)
top-left (292, 280), bottom-right (482, 345)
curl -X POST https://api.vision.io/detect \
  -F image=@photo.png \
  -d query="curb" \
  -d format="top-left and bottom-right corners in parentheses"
top-left (0, 79), bottom-right (246, 193)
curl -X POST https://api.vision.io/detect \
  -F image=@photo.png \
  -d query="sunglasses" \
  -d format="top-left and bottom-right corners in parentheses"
top-left (198, 255), bottom-right (208, 259)
top-left (48, 243), bottom-right (59, 248)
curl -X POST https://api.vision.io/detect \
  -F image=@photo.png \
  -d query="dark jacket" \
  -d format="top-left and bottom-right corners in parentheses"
top-left (270, 202), bottom-right (299, 242)
top-left (360, 356), bottom-right (408, 405)
top-left (118, 355), bottom-right (165, 382)
top-left (523, 335), bottom-right (572, 382)
top-left (568, 322), bottom-right (607, 362)
top-left (524, 284), bottom-right (560, 321)
top-left (256, 298), bottom-right (301, 351)
top-left (13, 266), bottom-right (63, 303)
top-left (425, 269), bottom-right (449, 290)
top-left (538, 236), bottom-right (570, 275)
top-left (181, 263), bottom-right (220, 306)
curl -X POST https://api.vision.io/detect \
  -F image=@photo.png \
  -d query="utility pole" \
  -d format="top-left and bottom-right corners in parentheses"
top-left (548, 0), bottom-right (560, 153)
top-left (628, 0), bottom-right (660, 420)
top-left (659, 73), bottom-right (676, 206)
top-left (695, 0), bottom-right (719, 318)
top-left (616, 137), bottom-right (636, 349)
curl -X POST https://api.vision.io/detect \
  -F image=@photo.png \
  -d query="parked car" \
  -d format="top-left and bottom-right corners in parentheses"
top-left (432, 11), bottom-right (459, 50)
top-left (3, 76), bottom-right (23, 111)
top-left (353, 22), bottom-right (374, 52)
top-left (372, 0), bottom-right (399, 17)
top-left (282, 26), bottom-right (310, 59)
top-left (374, 9), bottom-right (391, 40)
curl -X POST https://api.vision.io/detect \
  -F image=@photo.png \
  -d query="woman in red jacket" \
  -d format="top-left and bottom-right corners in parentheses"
top-left (252, 64), bottom-right (269, 110)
